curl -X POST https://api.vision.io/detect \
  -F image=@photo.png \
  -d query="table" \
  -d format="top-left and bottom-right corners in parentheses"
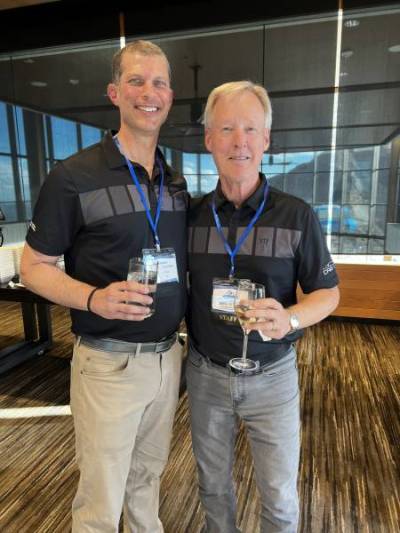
top-left (0, 285), bottom-right (53, 374)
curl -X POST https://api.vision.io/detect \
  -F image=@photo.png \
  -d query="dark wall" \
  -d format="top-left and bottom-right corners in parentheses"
top-left (0, 0), bottom-right (396, 54)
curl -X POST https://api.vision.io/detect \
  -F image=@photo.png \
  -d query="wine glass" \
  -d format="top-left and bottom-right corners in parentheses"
top-left (229, 280), bottom-right (265, 372)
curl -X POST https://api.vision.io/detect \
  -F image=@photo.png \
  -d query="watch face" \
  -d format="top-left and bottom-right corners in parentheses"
top-left (290, 314), bottom-right (300, 330)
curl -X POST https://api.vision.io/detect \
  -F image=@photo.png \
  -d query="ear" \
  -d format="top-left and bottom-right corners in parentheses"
top-left (107, 83), bottom-right (119, 107)
top-left (263, 128), bottom-right (270, 151)
top-left (166, 87), bottom-right (174, 112)
top-left (205, 128), bottom-right (213, 153)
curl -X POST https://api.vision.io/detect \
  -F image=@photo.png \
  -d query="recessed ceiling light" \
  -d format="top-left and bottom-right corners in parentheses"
top-left (23, 58), bottom-right (34, 64)
top-left (30, 81), bottom-right (47, 87)
top-left (388, 44), bottom-right (400, 53)
top-left (69, 79), bottom-right (80, 85)
top-left (340, 72), bottom-right (348, 77)
top-left (341, 49), bottom-right (354, 59)
top-left (344, 19), bottom-right (360, 28)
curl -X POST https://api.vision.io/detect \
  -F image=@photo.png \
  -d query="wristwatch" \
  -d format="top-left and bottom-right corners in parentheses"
top-left (288, 313), bottom-right (300, 333)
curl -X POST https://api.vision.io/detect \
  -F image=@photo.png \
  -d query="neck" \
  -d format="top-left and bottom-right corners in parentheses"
top-left (116, 127), bottom-right (158, 179)
top-left (219, 175), bottom-right (261, 208)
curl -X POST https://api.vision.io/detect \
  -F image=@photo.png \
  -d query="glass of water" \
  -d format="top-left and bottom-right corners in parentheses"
top-left (127, 257), bottom-right (158, 316)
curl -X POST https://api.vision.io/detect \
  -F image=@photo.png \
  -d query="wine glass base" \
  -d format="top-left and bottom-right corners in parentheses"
top-left (229, 358), bottom-right (260, 373)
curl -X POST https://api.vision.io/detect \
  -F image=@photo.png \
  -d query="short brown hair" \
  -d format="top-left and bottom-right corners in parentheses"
top-left (111, 40), bottom-right (171, 83)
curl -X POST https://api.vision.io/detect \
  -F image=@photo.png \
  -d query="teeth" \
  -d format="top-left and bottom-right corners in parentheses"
top-left (137, 105), bottom-right (158, 112)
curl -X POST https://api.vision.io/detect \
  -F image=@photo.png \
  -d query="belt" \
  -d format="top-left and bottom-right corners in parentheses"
top-left (205, 348), bottom-right (293, 376)
top-left (79, 332), bottom-right (177, 355)
top-left (212, 357), bottom-right (264, 376)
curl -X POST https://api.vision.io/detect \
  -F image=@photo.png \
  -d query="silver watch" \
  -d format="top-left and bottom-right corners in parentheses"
top-left (288, 313), bottom-right (300, 333)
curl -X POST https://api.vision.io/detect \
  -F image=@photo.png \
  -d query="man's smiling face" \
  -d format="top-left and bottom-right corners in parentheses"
top-left (205, 90), bottom-right (269, 187)
top-left (108, 51), bottom-right (173, 137)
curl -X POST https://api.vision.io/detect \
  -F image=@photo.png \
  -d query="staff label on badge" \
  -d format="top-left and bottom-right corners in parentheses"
top-left (211, 278), bottom-right (241, 325)
top-left (142, 248), bottom-right (179, 284)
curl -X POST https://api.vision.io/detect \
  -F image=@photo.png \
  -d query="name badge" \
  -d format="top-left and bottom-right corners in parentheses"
top-left (212, 278), bottom-right (250, 325)
top-left (142, 248), bottom-right (179, 284)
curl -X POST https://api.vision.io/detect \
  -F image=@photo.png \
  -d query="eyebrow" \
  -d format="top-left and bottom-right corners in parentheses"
top-left (124, 73), bottom-right (168, 80)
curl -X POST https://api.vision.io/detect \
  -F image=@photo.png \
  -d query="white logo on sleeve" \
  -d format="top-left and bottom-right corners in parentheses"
top-left (29, 221), bottom-right (37, 232)
top-left (322, 261), bottom-right (335, 276)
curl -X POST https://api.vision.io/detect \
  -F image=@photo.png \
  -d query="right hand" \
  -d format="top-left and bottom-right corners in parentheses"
top-left (89, 280), bottom-right (153, 320)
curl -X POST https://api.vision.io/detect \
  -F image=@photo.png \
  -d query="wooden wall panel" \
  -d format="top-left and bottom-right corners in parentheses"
top-left (332, 263), bottom-right (400, 320)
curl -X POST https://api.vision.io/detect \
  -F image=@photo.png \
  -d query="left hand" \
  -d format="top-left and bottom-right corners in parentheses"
top-left (243, 297), bottom-right (291, 340)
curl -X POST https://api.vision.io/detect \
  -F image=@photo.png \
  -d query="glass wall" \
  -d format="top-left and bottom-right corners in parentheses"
top-left (0, 102), bottom-right (103, 222)
top-left (0, 4), bottom-right (399, 254)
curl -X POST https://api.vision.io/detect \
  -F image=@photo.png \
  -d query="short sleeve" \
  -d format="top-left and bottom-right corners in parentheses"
top-left (296, 206), bottom-right (339, 293)
top-left (26, 162), bottom-right (83, 256)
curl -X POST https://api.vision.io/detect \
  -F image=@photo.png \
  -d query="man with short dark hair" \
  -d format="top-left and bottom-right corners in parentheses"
top-left (186, 81), bottom-right (339, 533)
top-left (21, 40), bottom-right (187, 532)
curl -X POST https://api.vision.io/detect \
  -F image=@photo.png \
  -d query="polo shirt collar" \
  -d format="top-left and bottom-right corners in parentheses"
top-left (212, 173), bottom-right (268, 211)
top-left (101, 130), bottom-right (170, 181)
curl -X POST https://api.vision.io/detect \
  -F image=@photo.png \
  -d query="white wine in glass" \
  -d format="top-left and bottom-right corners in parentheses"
top-left (230, 280), bottom-right (265, 372)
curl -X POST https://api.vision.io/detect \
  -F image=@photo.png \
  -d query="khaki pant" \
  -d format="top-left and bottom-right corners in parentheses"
top-left (70, 337), bottom-right (182, 533)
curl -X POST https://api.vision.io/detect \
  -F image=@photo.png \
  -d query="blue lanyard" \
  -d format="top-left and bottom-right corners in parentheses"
top-left (114, 137), bottom-right (164, 251)
top-left (211, 180), bottom-right (269, 278)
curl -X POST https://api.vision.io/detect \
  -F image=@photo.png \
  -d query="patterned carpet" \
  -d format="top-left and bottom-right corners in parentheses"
top-left (0, 302), bottom-right (399, 532)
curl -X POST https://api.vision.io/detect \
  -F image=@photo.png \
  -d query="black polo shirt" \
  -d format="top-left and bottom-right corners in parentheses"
top-left (187, 174), bottom-right (338, 366)
top-left (26, 132), bottom-right (188, 342)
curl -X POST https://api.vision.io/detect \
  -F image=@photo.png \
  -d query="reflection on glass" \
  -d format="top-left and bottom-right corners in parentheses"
top-left (0, 7), bottom-right (398, 258)
top-left (200, 153), bottom-right (217, 175)
top-left (14, 107), bottom-right (26, 156)
top-left (51, 116), bottom-right (78, 160)
top-left (0, 155), bottom-right (16, 221)
top-left (340, 237), bottom-right (368, 254)
top-left (0, 103), bottom-right (10, 153)
top-left (81, 124), bottom-right (101, 148)
top-left (183, 152), bottom-right (197, 175)
top-left (344, 170), bottom-right (371, 204)
top-left (18, 157), bottom-right (31, 202)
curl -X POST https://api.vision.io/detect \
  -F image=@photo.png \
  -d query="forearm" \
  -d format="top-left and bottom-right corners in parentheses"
top-left (287, 287), bottom-right (340, 329)
top-left (21, 261), bottom-right (93, 310)
top-left (246, 286), bottom-right (340, 339)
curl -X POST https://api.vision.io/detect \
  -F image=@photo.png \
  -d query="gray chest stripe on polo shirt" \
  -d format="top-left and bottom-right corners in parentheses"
top-left (108, 185), bottom-right (134, 215)
top-left (275, 228), bottom-right (302, 258)
top-left (236, 227), bottom-right (255, 255)
top-left (127, 184), bottom-right (147, 212)
top-left (208, 227), bottom-right (229, 254)
top-left (153, 184), bottom-right (174, 211)
top-left (80, 185), bottom-right (181, 225)
top-left (254, 227), bottom-right (274, 257)
top-left (80, 189), bottom-right (114, 225)
top-left (190, 225), bottom-right (302, 258)
top-left (160, 188), bottom-right (173, 211)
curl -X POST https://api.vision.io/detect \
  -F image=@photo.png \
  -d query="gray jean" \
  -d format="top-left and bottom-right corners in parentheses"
top-left (186, 344), bottom-right (300, 533)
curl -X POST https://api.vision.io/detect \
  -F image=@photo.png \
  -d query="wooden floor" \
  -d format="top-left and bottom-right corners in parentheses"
top-left (0, 302), bottom-right (399, 533)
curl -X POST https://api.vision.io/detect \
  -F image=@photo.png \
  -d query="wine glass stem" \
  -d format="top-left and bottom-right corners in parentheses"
top-left (241, 332), bottom-right (249, 360)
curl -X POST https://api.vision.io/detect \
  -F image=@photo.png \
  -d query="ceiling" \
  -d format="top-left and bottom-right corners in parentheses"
top-left (0, 0), bottom-right (59, 10)
top-left (0, 5), bottom-right (399, 154)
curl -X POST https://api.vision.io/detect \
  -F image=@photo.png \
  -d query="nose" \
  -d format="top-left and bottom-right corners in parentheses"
top-left (233, 129), bottom-right (247, 148)
top-left (140, 80), bottom-right (156, 100)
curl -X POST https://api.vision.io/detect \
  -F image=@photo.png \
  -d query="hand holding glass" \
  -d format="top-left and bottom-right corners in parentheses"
top-left (127, 257), bottom-right (158, 316)
top-left (229, 280), bottom-right (265, 372)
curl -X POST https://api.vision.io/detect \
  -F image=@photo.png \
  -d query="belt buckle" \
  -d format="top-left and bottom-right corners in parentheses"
top-left (229, 364), bottom-right (261, 376)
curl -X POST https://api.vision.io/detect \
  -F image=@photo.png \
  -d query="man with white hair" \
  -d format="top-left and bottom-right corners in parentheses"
top-left (186, 81), bottom-right (339, 532)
